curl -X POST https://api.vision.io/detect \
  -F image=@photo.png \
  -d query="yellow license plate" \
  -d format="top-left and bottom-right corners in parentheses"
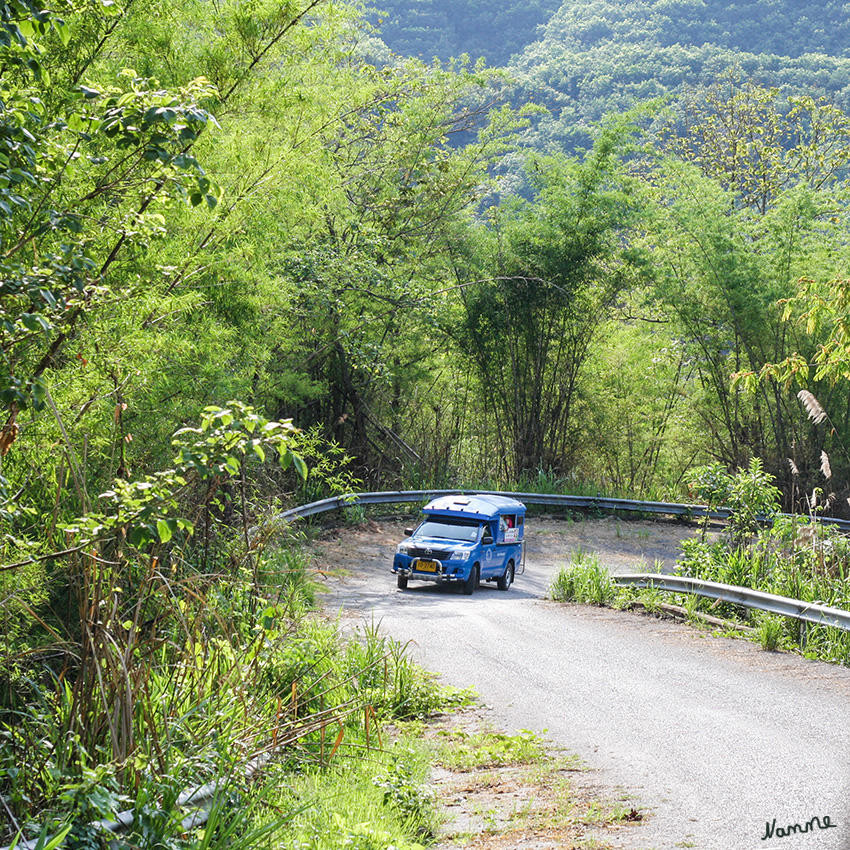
top-left (415, 560), bottom-right (438, 572)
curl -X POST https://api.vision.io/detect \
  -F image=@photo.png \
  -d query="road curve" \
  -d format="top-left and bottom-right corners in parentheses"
top-left (312, 518), bottom-right (850, 850)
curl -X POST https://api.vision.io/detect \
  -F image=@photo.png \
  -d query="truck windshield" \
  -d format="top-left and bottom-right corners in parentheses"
top-left (417, 520), bottom-right (480, 542)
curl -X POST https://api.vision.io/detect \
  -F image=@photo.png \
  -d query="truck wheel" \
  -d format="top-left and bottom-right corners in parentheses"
top-left (462, 564), bottom-right (479, 596)
top-left (497, 560), bottom-right (514, 591)
top-left (397, 574), bottom-right (408, 590)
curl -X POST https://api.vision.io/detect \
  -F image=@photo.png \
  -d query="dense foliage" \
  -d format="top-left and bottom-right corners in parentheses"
top-left (8, 0), bottom-right (850, 838)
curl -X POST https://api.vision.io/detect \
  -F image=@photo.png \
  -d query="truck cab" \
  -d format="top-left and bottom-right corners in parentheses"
top-left (392, 494), bottom-right (526, 595)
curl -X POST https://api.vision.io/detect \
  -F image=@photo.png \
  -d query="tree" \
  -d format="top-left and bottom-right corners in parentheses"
top-left (646, 77), bottom-right (850, 500)
top-left (666, 77), bottom-right (850, 214)
top-left (454, 119), bottom-right (647, 478)
top-left (271, 62), bottom-right (530, 483)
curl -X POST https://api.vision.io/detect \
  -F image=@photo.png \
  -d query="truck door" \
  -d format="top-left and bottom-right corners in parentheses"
top-left (481, 520), bottom-right (505, 578)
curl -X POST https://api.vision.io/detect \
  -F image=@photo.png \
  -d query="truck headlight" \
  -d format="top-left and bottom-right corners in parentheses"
top-left (396, 543), bottom-right (411, 554)
top-left (451, 549), bottom-right (471, 561)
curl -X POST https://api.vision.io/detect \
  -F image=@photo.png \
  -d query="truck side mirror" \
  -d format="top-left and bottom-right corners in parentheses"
top-left (482, 533), bottom-right (494, 545)
top-left (404, 528), bottom-right (414, 536)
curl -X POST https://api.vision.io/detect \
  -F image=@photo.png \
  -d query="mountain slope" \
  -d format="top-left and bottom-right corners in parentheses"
top-left (373, 0), bottom-right (561, 66)
top-left (541, 0), bottom-right (850, 58)
top-left (511, 0), bottom-right (850, 151)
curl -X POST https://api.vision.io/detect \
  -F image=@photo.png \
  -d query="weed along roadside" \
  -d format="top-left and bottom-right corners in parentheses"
top-left (548, 523), bottom-right (850, 665)
top-left (408, 704), bottom-right (645, 850)
top-left (243, 658), bottom-right (646, 850)
top-left (545, 463), bottom-right (850, 663)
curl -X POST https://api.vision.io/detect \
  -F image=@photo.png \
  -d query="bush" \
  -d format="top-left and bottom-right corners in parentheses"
top-left (689, 458), bottom-right (781, 546)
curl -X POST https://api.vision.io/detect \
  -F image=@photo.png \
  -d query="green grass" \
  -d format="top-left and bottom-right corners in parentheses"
top-left (754, 613), bottom-right (786, 652)
top-left (274, 738), bottom-right (436, 850)
top-left (435, 728), bottom-right (549, 770)
top-left (549, 549), bottom-right (617, 606)
top-left (677, 528), bottom-right (850, 664)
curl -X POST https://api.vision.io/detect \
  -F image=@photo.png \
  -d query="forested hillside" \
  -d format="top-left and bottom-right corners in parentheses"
top-left (512, 0), bottom-right (850, 151)
top-left (372, 0), bottom-right (560, 65)
top-left (377, 0), bottom-right (850, 152)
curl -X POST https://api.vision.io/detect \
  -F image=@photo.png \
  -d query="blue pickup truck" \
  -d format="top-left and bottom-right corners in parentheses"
top-left (392, 494), bottom-right (526, 594)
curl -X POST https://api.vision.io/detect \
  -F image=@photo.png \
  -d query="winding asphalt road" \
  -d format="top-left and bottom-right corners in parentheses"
top-left (314, 519), bottom-right (850, 850)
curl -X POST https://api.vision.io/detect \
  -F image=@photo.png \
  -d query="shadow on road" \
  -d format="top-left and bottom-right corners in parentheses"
top-left (394, 579), bottom-right (543, 602)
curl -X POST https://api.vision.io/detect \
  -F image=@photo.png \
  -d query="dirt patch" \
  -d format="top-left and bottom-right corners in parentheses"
top-left (522, 513), bottom-right (709, 574)
top-left (418, 705), bottom-right (646, 850)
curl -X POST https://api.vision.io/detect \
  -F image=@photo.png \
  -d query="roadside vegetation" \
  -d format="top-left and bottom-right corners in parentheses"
top-left (549, 465), bottom-right (850, 665)
top-left (1, 496), bottom-right (459, 848)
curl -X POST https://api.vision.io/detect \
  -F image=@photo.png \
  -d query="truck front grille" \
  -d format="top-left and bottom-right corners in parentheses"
top-left (409, 547), bottom-right (452, 560)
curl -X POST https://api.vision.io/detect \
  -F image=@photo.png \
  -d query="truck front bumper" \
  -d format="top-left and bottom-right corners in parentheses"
top-left (393, 556), bottom-right (465, 583)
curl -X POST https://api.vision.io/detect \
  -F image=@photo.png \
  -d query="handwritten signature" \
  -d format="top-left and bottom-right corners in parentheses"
top-left (762, 815), bottom-right (837, 840)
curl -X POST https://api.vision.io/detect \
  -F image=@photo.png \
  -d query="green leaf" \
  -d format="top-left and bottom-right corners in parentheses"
top-left (292, 453), bottom-right (308, 480)
top-left (20, 313), bottom-right (50, 332)
top-left (156, 519), bottom-right (173, 543)
top-left (129, 526), bottom-right (154, 547)
top-left (30, 378), bottom-right (47, 411)
top-left (56, 20), bottom-right (71, 46)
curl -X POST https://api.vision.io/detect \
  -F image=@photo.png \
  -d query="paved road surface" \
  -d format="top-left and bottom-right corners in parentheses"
top-left (312, 518), bottom-right (850, 850)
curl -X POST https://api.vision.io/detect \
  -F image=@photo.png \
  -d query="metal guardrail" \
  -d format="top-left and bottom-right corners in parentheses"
top-left (278, 489), bottom-right (850, 531)
top-left (613, 573), bottom-right (850, 632)
top-left (4, 758), bottom-right (268, 850)
top-left (278, 489), bottom-right (725, 521)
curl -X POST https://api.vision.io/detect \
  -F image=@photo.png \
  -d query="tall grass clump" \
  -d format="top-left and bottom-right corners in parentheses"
top-left (540, 457), bottom-right (850, 667)
top-left (676, 459), bottom-right (850, 664)
top-left (680, 464), bottom-right (850, 664)
top-left (754, 613), bottom-right (786, 652)
top-left (549, 549), bottom-right (617, 605)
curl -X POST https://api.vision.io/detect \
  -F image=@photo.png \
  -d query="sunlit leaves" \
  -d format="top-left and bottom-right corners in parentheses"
top-left (173, 401), bottom-right (305, 481)
top-left (64, 403), bottom-right (305, 550)
top-left (0, 12), bottom-right (222, 410)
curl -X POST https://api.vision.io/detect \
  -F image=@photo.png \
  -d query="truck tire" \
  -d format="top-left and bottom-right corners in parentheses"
top-left (497, 560), bottom-right (514, 591)
top-left (397, 574), bottom-right (408, 590)
top-left (462, 564), bottom-right (479, 596)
